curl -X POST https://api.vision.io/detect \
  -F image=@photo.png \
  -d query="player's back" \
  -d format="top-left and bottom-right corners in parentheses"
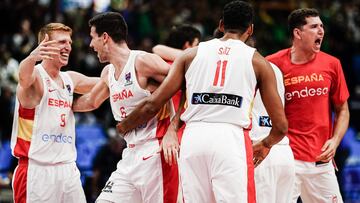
top-left (181, 38), bottom-right (257, 128)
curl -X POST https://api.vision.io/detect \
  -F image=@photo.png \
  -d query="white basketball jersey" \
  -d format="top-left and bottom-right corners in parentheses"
top-left (108, 50), bottom-right (158, 144)
top-left (11, 64), bottom-right (76, 164)
top-left (250, 63), bottom-right (289, 144)
top-left (181, 38), bottom-right (257, 128)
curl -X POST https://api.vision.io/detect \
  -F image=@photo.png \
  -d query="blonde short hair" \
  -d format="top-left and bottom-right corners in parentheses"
top-left (37, 23), bottom-right (72, 44)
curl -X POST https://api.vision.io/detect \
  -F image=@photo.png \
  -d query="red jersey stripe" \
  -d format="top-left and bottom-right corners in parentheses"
top-left (244, 129), bottom-right (256, 203)
top-left (19, 105), bottom-right (35, 120)
top-left (13, 137), bottom-right (31, 158)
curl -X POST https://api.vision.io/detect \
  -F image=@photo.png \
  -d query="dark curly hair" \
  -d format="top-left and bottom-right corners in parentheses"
top-left (222, 1), bottom-right (254, 34)
top-left (288, 8), bottom-right (320, 38)
top-left (165, 25), bottom-right (201, 49)
top-left (88, 12), bottom-right (128, 43)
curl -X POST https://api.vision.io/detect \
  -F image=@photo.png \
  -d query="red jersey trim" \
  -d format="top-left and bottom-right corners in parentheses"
top-left (19, 105), bottom-right (35, 120)
top-left (158, 138), bottom-right (179, 203)
top-left (13, 137), bottom-right (31, 158)
top-left (244, 129), bottom-right (256, 203)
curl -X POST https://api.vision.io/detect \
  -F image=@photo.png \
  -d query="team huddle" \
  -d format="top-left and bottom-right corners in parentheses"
top-left (10, 1), bottom-right (349, 203)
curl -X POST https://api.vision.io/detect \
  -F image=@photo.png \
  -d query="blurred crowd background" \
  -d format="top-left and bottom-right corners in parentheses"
top-left (1, 0), bottom-right (360, 202)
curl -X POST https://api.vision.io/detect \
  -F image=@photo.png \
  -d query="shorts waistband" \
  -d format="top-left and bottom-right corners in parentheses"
top-left (18, 157), bottom-right (74, 166)
top-left (252, 136), bottom-right (289, 145)
top-left (186, 121), bottom-right (243, 129)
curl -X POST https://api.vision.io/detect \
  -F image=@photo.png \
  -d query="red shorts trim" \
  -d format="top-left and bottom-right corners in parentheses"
top-left (13, 158), bottom-right (29, 203)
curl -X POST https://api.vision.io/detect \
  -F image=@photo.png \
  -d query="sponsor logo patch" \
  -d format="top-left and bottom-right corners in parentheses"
top-left (65, 84), bottom-right (71, 94)
top-left (259, 116), bottom-right (272, 127)
top-left (42, 133), bottom-right (73, 144)
top-left (191, 93), bottom-right (242, 108)
top-left (285, 87), bottom-right (328, 101)
top-left (102, 181), bottom-right (114, 193)
top-left (124, 72), bottom-right (133, 86)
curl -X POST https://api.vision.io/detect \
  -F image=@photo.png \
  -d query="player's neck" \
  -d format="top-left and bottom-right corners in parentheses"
top-left (221, 32), bottom-right (248, 43)
top-left (41, 61), bottom-right (61, 79)
top-left (290, 45), bottom-right (316, 65)
top-left (110, 43), bottom-right (131, 79)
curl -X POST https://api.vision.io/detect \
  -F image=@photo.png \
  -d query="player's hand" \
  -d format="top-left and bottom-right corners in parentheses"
top-left (29, 34), bottom-right (60, 61)
top-left (160, 127), bottom-right (179, 166)
top-left (316, 138), bottom-right (338, 162)
top-left (252, 140), bottom-right (271, 167)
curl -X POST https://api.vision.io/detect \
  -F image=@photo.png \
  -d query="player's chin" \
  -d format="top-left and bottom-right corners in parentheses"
top-left (313, 45), bottom-right (322, 52)
top-left (98, 56), bottom-right (108, 63)
top-left (59, 60), bottom-right (69, 67)
top-left (312, 47), bottom-right (321, 54)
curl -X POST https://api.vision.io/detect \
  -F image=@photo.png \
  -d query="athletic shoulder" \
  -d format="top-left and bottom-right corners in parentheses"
top-left (100, 64), bottom-right (111, 79)
top-left (266, 49), bottom-right (289, 61)
top-left (266, 48), bottom-right (290, 71)
top-left (318, 51), bottom-right (340, 64)
top-left (136, 51), bottom-right (166, 68)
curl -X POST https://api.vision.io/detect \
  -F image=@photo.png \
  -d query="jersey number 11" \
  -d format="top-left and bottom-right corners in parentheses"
top-left (213, 60), bottom-right (228, 87)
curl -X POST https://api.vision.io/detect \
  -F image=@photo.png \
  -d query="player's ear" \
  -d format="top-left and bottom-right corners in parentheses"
top-left (183, 41), bottom-right (190, 49)
top-left (218, 19), bottom-right (225, 32)
top-left (246, 24), bottom-right (253, 36)
top-left (293, 28), bottom-right (302, 40)
top-left (103, 32), bottom-right (110, 44)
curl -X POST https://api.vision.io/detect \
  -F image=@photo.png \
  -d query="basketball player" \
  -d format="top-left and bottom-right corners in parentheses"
top-left (72, 12), bottom-right (179, 203)
top-left (152, 24), bottom-right (200, 63)
top-left (155, 32), bottom-right (296, 203)
top-left (267, 8), bottom-right (350, 203)
top-left (250, 62), bottom-right (295, 203)
top-left (11, 23), bottom-right (99, 203)
top-left (152, 24), bottom-right (201, 165)
top-left (117, 1), bottom-right (288, 202)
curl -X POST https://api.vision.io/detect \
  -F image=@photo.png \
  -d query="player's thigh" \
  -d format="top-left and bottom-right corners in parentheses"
top-left (97, 151), bottom-right (140, 203)
top-left (179, 124), bottom-right (216, 203)
top-left (275, 145), bottom-right (295, 203)
top-left (301, 171), bottom-right (343, 203)
top-left (63, 164), bottom-right (86, 203)
top-left (183, 123), bottom-right (253, 203)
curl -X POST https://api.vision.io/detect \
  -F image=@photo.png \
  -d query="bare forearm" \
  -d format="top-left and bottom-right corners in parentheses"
top-left (169, 110), bottom-right (182, 132)
top-left (73, 94), bottom-right (98, 112)
top-left (68, 71), bottom-right (100, 94)
top-left (171, 90), bottom-right (186, 131)
top-left (18, 56), bottom-right (37, 88)
top-left (117, 100), bottom-right (161, 134)
top-left (75, 77), bottom-right (100, 94)
top-left (332, 103), bottom-right (350, 146)
top-left (261, 120), bottom-right (288, 148)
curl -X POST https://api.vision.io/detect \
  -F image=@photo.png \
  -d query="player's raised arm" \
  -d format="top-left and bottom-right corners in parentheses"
top-left (18, 34), bottom-right (59, 89)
